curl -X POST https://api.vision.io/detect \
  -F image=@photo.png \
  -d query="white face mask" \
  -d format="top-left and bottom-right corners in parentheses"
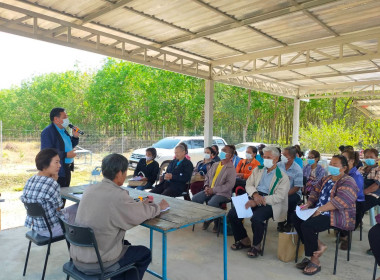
top-left (263, 158), bottom-right (274, 169)
top-left (146, 156), bottom-right (152, 161)
top-left (204, 153), bottom-right (211, 159)
top-left (281, 155), bottom-right (288, 164)
top-left (245, 153), bottom-right (253, 160)
top-left (62, 118), bottom-right (70, 128)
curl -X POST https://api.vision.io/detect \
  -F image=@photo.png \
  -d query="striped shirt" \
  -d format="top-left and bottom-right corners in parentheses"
top-left (20, 175), bottom-right (63, 231)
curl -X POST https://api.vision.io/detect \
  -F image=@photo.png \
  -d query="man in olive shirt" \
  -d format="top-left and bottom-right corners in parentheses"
top-left (71, 154), bottom-right (169, 280)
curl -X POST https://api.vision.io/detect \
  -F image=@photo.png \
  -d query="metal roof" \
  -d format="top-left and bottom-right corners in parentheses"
top-left (2, 0), bottom-right (380, 99)
top-left (353, 99), bottom-right (380, 119)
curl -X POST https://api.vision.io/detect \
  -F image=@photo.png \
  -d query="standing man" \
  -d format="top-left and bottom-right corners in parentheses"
top-left (41, 108), bottom-right (79, 191)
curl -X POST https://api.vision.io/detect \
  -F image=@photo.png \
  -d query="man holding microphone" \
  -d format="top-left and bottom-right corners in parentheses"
top-left (41, 107), bottom-right (80, 192)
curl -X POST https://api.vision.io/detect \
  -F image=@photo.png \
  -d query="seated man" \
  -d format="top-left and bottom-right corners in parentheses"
top-left (192, 145), bottom-right (237, 232)
top-left (70, 153), bottom-right (169, 280)
top-left (151, 145), bottom-right (193, 197)
top-left (228, 146), bottom-right (289, 258)
top-left (277, 146), bottom-right (303, 232)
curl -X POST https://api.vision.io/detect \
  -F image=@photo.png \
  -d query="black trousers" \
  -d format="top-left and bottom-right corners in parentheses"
top-left (359, 195), bottom-right (380, 221)
top-left (228, 204), bottom-right (273, 246)
top-left (57, 163), bottom-right (72, 188)
top-left (150, 181), bottom-right (183, 197)
top-left (287, 193), bottom-right (301, 223)
top-left (111, 243), bottom-right (151, 280)
top-left (57, 163), bottom-right (72, 208)
top-left (369, 224), bottom-right (380, 266)
top-left (293, 213), bottom-right (331, 257)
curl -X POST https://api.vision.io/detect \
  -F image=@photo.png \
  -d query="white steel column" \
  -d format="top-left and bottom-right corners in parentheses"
top-left (204, 80), bottom-right (214, 147)
top-left (292, 98), bottom-right (300, 145)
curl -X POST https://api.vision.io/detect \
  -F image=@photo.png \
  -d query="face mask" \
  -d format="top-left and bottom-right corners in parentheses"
top-left (307, 159), bottom-right (315, 165)
top-left (62, 118), bottom-right (70, 128)
top-left (365, 158), bottom-right (376, 166)
top-left (204, 153), bottom-right (211, 159)
top-left (146, 156), bottom-right (152, 161)
top-left (263, 159), bottom-right (274, 169)
top-left (245, 153), bottom-right (253, 160)
top-left (328, 165), bottom-right (341, 176)
top-left (281, 155), bottom-right (288, 164)
top-left (219, 151), bottom-right (226, 160)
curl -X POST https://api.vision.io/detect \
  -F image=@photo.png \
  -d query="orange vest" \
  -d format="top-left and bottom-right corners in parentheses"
top-left (236, 158), bottom-right (260, 180)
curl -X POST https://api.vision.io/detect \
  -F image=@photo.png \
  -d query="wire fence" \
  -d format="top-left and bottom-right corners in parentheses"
top-left (0, 121), bottom-right (261, 168)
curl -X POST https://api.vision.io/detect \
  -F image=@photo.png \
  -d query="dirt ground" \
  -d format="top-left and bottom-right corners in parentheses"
top-left (0, 141), bottom-right (134, 230)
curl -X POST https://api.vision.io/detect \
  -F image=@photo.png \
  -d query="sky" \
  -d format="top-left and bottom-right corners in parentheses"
top-left (0, 31), bottom-right (106, 90)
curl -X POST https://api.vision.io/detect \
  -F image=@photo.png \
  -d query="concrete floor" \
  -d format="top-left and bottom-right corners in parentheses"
top-left (0, 218), bottom-right (377, 280)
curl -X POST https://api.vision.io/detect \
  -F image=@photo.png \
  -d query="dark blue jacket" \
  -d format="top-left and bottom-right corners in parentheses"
top-left (41, 123), bottom-right (79, 177)
top-left (165, 158), bottom-right (193, 192)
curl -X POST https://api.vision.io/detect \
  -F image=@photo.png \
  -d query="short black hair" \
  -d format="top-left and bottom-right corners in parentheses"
top-left (211, 144), bottom-right (219, 155)
top-left (101, 153), bottom-right (129, 181)
top-left (50, 107), bottom-right (65, 122)
top-left (309, 150), bottom-right (321, 161)
top-left (247, 146), bottom-right (258, 154)
top-left (205, 146), bottom-right (216, 156)
top-left (284, 146), bottom-right (297, 159)
top-left (146, 147), bottom-right (157, 159)
top-left (35, 148), bottom-right (59, 171)
top-left (338, 145), bottom-right (345, 152)
top-left (225, 145), bottom-right (236, 155)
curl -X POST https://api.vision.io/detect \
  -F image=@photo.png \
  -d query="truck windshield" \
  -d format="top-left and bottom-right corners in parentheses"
top-left (152, 139), bottom-right (181, 149)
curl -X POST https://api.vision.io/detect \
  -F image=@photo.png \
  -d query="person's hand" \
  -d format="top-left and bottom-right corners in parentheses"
top-left (312, 209), bottom-right (321, 217)
top-left (67, 150), bottom-right (76, 158)
top-left (245, 200), bottom-right (257, 209)
top-left (141, 177), bottom-right (148, 181)
top-left (72, 126), bottom-right (80, 138)
top-left (300, 201), bottom-right (311, 211)
top-left (159, 199), bottom-right (169, 210)
top-left (204, 187), bottom-right (213, 196)
top-left (253, 193), bottom-right (265, 205)
top-left (164, 173), bottom-right (172, 180)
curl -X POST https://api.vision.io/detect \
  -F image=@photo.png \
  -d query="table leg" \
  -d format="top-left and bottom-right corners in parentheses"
top-left (162, 232), bottom-right (167, 280)
top-left (150, 228), bottom-right (154, 257)
top-left (223, 215), bottom-right (227, 280)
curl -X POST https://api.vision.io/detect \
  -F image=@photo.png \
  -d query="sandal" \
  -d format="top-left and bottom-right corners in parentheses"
top-left (247, 246), bottom-right (261, 258)
top-left (296, 258), bottom-right (310, 270)
top-left (230, 241), bottom-right (251, 251)
top-left (303, 262), bottom-right (321, 276)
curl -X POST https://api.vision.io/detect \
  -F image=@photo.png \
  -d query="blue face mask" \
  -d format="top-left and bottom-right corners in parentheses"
top-left (219, 151), bottom-right (226, 160)
top-left (365, 158), bottom-right (376, 166)
top-left (307, 159), bottom-right (315, 165)
top-left (328, 165), bottom-right (341, 176)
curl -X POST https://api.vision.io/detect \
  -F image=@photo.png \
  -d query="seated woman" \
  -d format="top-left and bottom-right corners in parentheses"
top-left (234, 146), bottom-right (260, 194)
top-left (293, 155), bottom-right (358, 276)
top-left (369, 214), bottom-right (380, 280)
top-left (294, 144), bottom-right (304, 168)
top-left (340, 149), bottom-right (364, 249)
top-left (212, 144), bottom-right (221, 162)
top-left (303, 150), bottom-right (326, 196)
top-left (20, 148), bottom-right (77, 237)
top-left (190, 147), bottom-right (216, 196)
top-left (228, 146), bottom-right (290, 258)
top-left (151, 145), bottom-right (193, 197)
top-left (130, 147), bottom-right (159, 190)
top-left (232, 149), bottom-right (241, 168)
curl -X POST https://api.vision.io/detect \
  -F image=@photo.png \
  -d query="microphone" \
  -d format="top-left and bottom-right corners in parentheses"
top-left (68, 124), bottom-right (84, 135)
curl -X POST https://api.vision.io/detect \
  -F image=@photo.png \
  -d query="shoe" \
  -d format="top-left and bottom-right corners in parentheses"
top-left (340, 240), bottom-right (348, 250)
top-left (202, 220), bottom-right (212, 230)
top-left (277, 222), bottom-right (286, 232)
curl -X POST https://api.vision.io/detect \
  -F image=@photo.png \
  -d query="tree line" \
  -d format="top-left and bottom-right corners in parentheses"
top-left (0, 58), bottom-right (379, 153)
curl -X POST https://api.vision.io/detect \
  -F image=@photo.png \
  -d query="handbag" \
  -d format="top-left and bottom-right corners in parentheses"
top-left (190, 173), bottom-right (204, 184)
top-left (277, 232), bottom-right (304, 262)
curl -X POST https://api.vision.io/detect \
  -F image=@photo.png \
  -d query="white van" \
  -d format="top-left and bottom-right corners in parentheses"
top-left (129, 136), bottom-right (227, 175)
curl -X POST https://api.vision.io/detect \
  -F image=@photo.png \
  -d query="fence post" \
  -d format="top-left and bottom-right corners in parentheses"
top-left (121, 124), bottom-right (124, 154)
top-left (0, 120), bottom-right (2, 168)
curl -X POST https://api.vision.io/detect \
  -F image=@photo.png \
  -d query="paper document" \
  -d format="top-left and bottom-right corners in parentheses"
top-left (231, 194), bottom-right (253, 218)
top-left (296, 206), bottom-right (318, 221)
top-left (129, 176), bottom-right (143, 181)
top-left (160, 206), bottom-right (170, 213)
